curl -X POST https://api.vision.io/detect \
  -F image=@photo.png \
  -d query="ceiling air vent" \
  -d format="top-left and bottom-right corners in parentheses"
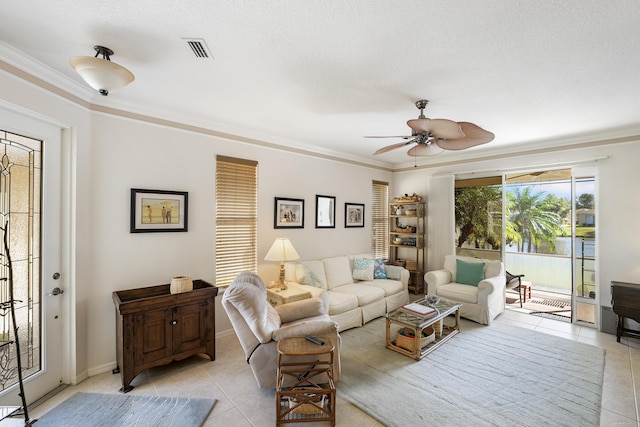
top-left (183, 38), bottom-right (213, 59)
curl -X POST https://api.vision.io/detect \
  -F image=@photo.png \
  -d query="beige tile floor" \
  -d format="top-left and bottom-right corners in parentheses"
top-left (17, 308), bottom-right (640, 427)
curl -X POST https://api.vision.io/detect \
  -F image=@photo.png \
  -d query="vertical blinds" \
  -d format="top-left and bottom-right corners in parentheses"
top-left (215, 155), bottom-right (258, 287)
top-left (371, 180), bottom-right (389, 259)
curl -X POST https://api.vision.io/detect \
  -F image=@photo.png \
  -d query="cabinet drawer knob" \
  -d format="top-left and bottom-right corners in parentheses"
top-left (170, 320), bottom-right (178, 325)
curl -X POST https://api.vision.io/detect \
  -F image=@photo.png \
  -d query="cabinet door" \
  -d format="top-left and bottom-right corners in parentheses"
top-left (133, 309), bottom-right (172, 365)
top-left (172, 301), bottom-right (208, 355)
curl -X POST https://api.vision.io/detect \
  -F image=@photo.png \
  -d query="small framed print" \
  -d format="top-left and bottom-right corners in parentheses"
top-left (345, 203), bottom-right (365, 228)
top-left (130, 189), bottom-right (188, 233)
top-left (274, 197), bottom-right (305, 229)
top-left (315, 195), bottom-right (336, 229)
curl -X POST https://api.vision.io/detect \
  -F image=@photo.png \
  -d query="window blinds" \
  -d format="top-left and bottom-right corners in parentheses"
top-left (215, 155), bottom-right (258, 287)
top-left (371, 180), bottom-right (389, 259)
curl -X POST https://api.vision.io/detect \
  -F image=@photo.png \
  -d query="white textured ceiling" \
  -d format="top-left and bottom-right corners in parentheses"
top-left (2, 1), bottom-right (640, 168)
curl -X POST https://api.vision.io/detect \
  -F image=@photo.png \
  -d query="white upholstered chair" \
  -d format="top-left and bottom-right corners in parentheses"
top-left (222, 272), bottom-right (340, 388)
top-left (424, 255), bottom-right (506, 325)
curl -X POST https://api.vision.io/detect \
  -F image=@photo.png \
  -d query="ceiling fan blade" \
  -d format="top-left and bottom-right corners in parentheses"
top-left (373, 140), bottom-right (415, 155)
top-left (436, 122), bottom-right (495, 150)
top-left (407, 143), bottom-right (444, 156)
top-left (364, 135), bottom-right (414, 139)
top-left (407, 118), bottom-right (464, 139)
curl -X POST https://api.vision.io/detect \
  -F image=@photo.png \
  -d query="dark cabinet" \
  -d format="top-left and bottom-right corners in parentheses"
top-left (611, 281), bottom-right (640, 342)
top-left (113, 280), bottom-right (218, 392)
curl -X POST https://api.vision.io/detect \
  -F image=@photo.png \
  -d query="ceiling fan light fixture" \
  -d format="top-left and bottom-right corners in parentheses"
top-left (407, 142), bottom-right (444, 156)
top-left (69, 45), bottom-right (135, 96)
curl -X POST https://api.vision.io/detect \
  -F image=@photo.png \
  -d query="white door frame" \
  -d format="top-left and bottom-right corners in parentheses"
top-left (0, 100), bottom-right (74, 401)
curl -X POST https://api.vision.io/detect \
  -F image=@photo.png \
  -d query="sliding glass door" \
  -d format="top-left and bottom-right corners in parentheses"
top-left (455, 167), bottom-right (598, 326)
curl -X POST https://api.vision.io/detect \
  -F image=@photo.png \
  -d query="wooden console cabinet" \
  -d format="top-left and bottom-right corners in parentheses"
top-left (112, 279), bottom-right (218, 392)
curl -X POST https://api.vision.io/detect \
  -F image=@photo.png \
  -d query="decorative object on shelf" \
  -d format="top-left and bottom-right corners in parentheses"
top-left (395, 225), bottom-right (416, 233)
top-left (274, 197), bottom-right (304, 229)
top-left (315, 195), bottom-right (336, 228)
top-left (264, 237), bottom-right (300, 290)
top-left (393, 238), bottom-right (404, 245)
top-left (344, 202), bottom-right (365, 228)
top-left (69, 45), bottom-right (135, 96)
top-left (130, 189), bottom-right (188, 233)
top-left (170, 275), bottom-right (193, 294)
top-left (393, 193), bottom-right (423, 203)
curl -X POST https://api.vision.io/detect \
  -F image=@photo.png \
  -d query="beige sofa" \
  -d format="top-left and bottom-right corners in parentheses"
top-left (284, 254), bottom-right (410, 331)
top-left (425, 254), bottom-right (505, 325)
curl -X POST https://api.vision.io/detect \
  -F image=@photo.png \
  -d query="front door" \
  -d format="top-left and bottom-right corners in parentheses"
top-left (0, 104), bottom-right (66, 405)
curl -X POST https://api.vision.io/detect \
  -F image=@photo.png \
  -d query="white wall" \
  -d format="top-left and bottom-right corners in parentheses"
top-left (88, 113), bottom-right (392, 375)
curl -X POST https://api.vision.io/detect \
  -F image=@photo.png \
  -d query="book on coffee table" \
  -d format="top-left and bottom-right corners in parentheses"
top-left (399, 302), bottom-right (437, 319)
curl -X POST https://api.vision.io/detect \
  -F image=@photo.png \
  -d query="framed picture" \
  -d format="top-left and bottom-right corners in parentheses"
top-left (315, 195), bottom-right (336, 228)
top-left (274, 197), bottom-right (304, 228)
top-left (345, 203), bottom-right (365, 228)
top-left (130, 188), bottom-right (188, 233)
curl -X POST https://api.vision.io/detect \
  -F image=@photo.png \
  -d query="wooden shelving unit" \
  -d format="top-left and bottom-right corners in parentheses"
top-left (389, 200), bottom-right (425, 294)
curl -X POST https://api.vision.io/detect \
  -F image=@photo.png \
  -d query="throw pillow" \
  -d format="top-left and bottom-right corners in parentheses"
top-left (352, 257), bottom-right (374, 281)
top-left (456, 259), bottom-right (486, 287)
top-left (295, 264), bottom-right (324, 288)
top-left (373, 259), bottom-right (387, 279)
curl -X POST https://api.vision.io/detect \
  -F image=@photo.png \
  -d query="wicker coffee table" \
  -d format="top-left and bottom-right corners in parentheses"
top-left (386, 297), bottom-right (462, 360)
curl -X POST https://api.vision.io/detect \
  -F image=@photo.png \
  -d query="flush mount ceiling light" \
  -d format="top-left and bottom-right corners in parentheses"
top-left (69, 45), bottom-right (134, 96)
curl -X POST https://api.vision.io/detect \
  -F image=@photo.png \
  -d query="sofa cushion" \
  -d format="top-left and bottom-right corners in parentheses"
top-left (332, 283), bottom-right (385, 306)
top-left (485, 260), bottom-right (503, 278)
top-left (456, 259), bottom-right (486, 287)
top-left (352, 257), bottom-right (374, 281)
top-left (436, 283), bottom-right (479, 304)
top-left (373, 259), bottom-right (387, 279)
top-left (326, 291), bottom-right (359, 315)
top-left (323, 256), bottom-right (354, 289)
top-left (359, 279), bottom-right (403, 296)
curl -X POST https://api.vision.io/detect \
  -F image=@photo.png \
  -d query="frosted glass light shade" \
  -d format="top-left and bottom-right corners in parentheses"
top-left (264, 238), bottom-right (300, 262)
top-left (69, 56), bottom-right (134, 96)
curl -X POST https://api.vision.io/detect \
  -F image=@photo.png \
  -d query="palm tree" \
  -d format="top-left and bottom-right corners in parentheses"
top-left (506, 187), bottom-right (565, 253)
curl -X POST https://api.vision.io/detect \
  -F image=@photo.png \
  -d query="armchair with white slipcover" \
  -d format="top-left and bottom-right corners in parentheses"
top-left (425, 255), bottom-right (505, 325)
top-left (222, 272), bottom-right (340, 388)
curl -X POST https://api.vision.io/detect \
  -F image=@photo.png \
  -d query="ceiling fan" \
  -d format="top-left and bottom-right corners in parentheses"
top-left (368, 100), bottom-right (495, 156)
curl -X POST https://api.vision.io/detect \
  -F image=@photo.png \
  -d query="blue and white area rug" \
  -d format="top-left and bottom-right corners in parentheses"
top-left (36, 392), bottom-right (216, 426)
top-left (338, 318), bottom-right (604, 427)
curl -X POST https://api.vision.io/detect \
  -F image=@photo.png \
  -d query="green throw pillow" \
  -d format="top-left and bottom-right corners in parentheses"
top-left (456, 259), bottom-right (485, 287)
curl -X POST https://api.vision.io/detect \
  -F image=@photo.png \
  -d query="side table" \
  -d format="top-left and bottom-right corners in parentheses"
top-left (267, 286), bottom-right (311, 306)
top-left (276, 336), bottom-right (336, 426)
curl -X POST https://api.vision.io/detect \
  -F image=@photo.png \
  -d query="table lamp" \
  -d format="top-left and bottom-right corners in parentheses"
top-left (264, 238), bottom-right (300, 290)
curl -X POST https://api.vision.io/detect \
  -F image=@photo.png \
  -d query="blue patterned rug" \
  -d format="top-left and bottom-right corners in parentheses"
top-left (36, 392), bottom-right (216, 426)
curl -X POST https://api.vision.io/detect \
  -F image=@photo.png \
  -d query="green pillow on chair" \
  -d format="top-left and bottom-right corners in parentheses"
top-left (456, 259), bottom-right (486, 287)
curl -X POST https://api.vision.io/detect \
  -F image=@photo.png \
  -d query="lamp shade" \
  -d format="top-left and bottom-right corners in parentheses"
top-left (70, 47), bottom-right (134, 96)
top-left (264, 238), bottom-right (300, 262)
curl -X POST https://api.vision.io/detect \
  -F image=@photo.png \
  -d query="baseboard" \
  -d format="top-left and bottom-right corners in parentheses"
top-left (86, 361), bottom-right (117, 379)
